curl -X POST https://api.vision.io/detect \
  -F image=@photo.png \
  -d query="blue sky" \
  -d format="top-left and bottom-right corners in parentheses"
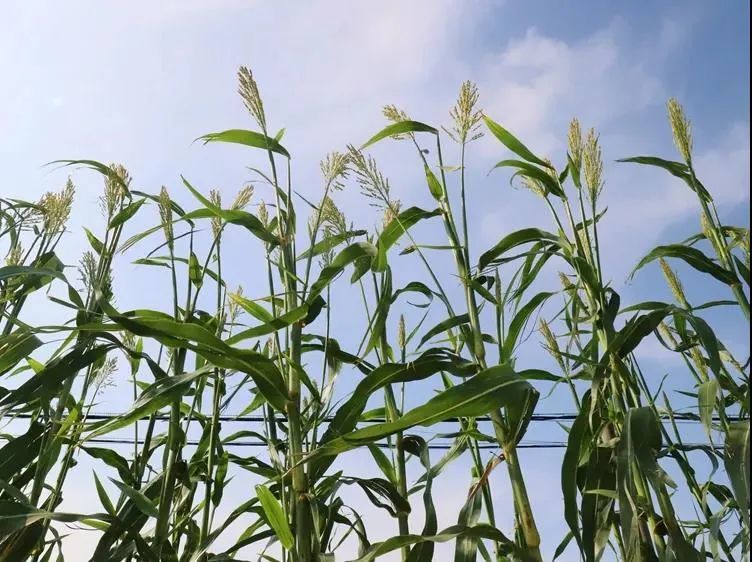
top-left (1, 1), bottom-right (749, 560)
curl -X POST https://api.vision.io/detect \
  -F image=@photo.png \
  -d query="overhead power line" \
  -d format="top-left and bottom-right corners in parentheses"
top-left (4, 411), bottom-right (735, 425)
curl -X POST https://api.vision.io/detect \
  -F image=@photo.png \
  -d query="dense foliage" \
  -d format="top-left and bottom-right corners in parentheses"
top-left (0, 68), bottom-right (749, 562)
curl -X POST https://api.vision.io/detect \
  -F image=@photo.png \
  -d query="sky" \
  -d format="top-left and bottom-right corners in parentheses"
top-left (1, 1), bottom-right (749, 560)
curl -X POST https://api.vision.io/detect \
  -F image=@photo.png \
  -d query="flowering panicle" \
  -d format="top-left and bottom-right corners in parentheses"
top-left (257, 200), bottom-right (269, 227)
top-left (209, 189), bottom-right (223, 238)
top-left (39, 178), bottom-right (75, 233)
top-left (398, 315), bottom-right (406, 350)
top-left (238, 66), bottom-right (267, 131)
top-left (158, 186), bottom-right (174, 251)
top-left (382, 105), bottom-right (412, 140)
top-left (539, 319), bottom-right (565, 371)
top-left (659, 258), bottom-right (690, 308)
top-left (320, 151), bottom-right (350, 191)
top-left (448, 81), bottom-right (483, 143)
top-left (667, 98), bottom-right (693, 162)
top-left (583, 129), bottom-right (603, 202)
top-left (568, 118), bottom-right (583, 176)
top-left (347, 145), bottom-right (394, 211)
top-left (101, 163), bottom-right (131, 219)
top-left (232, 185), bottom-right (254, 210)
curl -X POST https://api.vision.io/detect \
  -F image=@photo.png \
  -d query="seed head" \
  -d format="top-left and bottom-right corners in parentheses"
top-left (583, 129), bottom-right (603, 202)
top-left (101, 163), bottom-right (131, 219)
top-left (320, 151), bottom-right (350, 190)
top-left (382, 104), bottom-right (412, 140)
top-left (539, 319), bottom-right (565, 371)
top-left (568, 118), bottom-right (583, 175)
top-left (257, 200), bottom-right (269, 226)
top-left (667, 98), bottom-right (692, 162)
top-left (689, 346), bottom-right (708, 379)
top-left (238, 66), bottom-right (267, 131)
top-left (39, 178), bottom-right (75, 233)
top-left (93, 357), bottom-right (118, 396)
top-left (657, 321), bottom-right (677, 347)
top-left (383, 104), bottom-right (410, 124)
top-left (398, 314), bottom-right (406, 350)
top-left (558, 272), bottom-right (575, 291)
top-left (209, 189), bottom-right (223, 238)
top-left (347, 145), bottom-right (392, 210)
top-left (231, 184), bottom-right (254, 210)
top-left (659, 258), bottom-right (689, 308)
top-left (382, 200), bottom-right (401, 229)
top-left (5, 243), bottom-right (23, 266)
top-left (158, 186), bottom-right (174, 250)
top-left (78, 250), bottom-right (112, 300)
top-left (577, 229), bottom-right (592, 262)
top-left (520, 175), bottom-right (546, 198)
top-left (227, 286), bottom-right (244, 323)
top-left (449, 81), bottom-right (483, 143)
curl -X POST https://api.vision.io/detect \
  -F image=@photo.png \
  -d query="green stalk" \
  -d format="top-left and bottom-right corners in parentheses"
top-left (433, 136), bottom-right (542, 559)
top-left (155, 227), bottom-right (184, 558)
top-left (200, 236), bottom-right (224, 546)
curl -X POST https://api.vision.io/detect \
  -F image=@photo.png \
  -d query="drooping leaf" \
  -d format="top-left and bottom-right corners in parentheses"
top-left (361, 120), bottom-right (438, 150)
top-left (632, 244), bottom-right (738, 286)
top-left (198, 129), bottom-right (290, 158)
top-left (483, 115), bottom-right (551, 168)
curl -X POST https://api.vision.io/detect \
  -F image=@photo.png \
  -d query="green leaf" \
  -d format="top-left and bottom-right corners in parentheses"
top-left (297, 230), bottom-right (367, 261)
top-left (424, 165), bottom-right (444, 201)
top-left (182, 177), bottom-right (277, 245)
top-left (350, 524), bottom-right (515, 562)
top-left (418, 314), bottom-right (470, 348)
top-left (82, 447), bottom-right (134, 485)
top-left (0, 422), bottom-right (44, 482)
top-left (93, 472), bottom-right (116, 516)
top-left (373, 207), bottom-right (442, 272)
top-left (453, 477), bottom-right (483, 562)
top-left (724, 421), bottom-right (750, 531)
top-left (404, 436), bottom-right (437, 562)
top-left (227, 301), bottom-right (313, 344)
top-left (316, 365), bottom-right (532, 458)
top-left (109, 479), bottom-right (159, 518)
top-left (561, 392), bottom-right (590, 555)
top-left (617, 156), bottom-right (712, 201)
top-left (632, 244), bottom-right (738, 286)
top-left (86, 368), bottom-right (209, 439)
top-left (0, 345), bottom-right (113, 410)
top-left (109, 199), bottom-right (146, 230)
top-left (198, 129), bottom-right (290, 158)
top-left (255, 484), bottom-right (294, 550)
top-left (698, 378), bottom-right (719, 440)
top-left (492, 159), bottom-right (565, 198)
top-left (478, 228), bottom-right (559, 271)
top-left (83, 227), bottom-right (105, 254)
top-left (188, 252), bottom-right (203, 289)
top-left (0, 501), bottom-right (107, 539)
top-left (307, 242), bottom-right (378, 300)
top-left (342, 477), bottom-right (410, 518)
top-left (99, 303), bottom-right (289, 411)
top-left (361, 120), bottom-right (438, 150)
top-left (483, 115), bottom-right (551, 168)
top-left (228, 293), bottom-right (273, 323)
top-left (0, 331), bottom-right (43, 376)
top-left (502, 291), bottom-right (555, 360)
top-left (311, 350), bottom-right (473, 480)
